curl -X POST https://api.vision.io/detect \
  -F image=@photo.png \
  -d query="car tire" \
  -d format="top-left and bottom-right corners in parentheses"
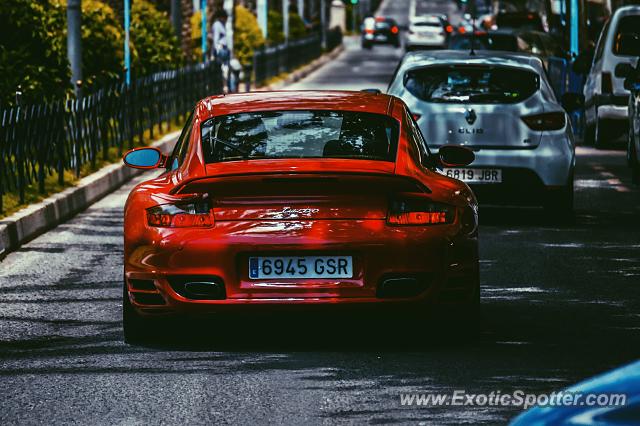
top-left (450, 284), bottom-right (482, 336)
top-left (629, 131), bottom-right (640, 185)
top-left (584, 122), bottom-right (595, 146)
top-left (595, 118), bottom-right (614, 149)
top-left (122, 282), bottom-right (153, 344)
top-left (362, 42), bottom-right (372, 49)
top-left (544, 176), bottom-right (574, 222)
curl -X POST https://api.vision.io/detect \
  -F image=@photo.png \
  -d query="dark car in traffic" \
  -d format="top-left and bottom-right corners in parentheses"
top-left (362, 16), bottom-right (401, 49)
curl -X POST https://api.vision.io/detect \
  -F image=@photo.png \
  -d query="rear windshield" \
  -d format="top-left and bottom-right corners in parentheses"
top-left (404, 65), bottom-right (539, 104)
top-left (613, 16), bottom-right (640, 56)
top-left (449, 35), bottom-right (491, 50)
top-left (201, 110), bottom-right (399, 163)
top-left (448, 34), bottom-right (518, 51)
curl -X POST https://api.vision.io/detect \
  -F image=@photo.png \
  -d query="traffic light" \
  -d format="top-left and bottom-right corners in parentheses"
top-left (350, 0), bottom-right (358, 4)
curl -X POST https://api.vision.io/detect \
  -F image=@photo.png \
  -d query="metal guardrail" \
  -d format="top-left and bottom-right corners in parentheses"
top-left (252, 28), bottom-right (342, 87)
top-left (0, 61), bottom-right (223, 214)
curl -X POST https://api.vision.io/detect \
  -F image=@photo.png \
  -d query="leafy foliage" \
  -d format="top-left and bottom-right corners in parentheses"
top-left (0, 0), bottom-right (69, 104)
top-left (267, 10), bottom-right (284, 44)
top-left (77, 0), bottom-right (123, 87)
top-left (288, 12), bottom-right (308, 40)
top-left (266, 10), bottom-right (308, 45)
top-left (233, 5), bottom-right (265, 66)
top-left (0, 0), bottom-right (184, 105)
top-left (130, 0), bottom-right (183, 76)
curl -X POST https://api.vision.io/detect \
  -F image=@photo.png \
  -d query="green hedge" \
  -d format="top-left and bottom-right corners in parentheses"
top-left (234, 5), bottom-right (265, 66)
top-left (130, 0), bottom-right (183, 75)
top-left (266, 10), bottom-right (307, 45)
top-left (0, 0), bottom-right (184, 105)
top-left (0, 0), bottom-right (69, 104)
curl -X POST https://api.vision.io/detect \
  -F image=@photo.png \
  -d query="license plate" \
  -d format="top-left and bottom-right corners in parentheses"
top-left (249, 256), bottom-right (353, 279)
top-left (442, 168), bottom-right (502, 184)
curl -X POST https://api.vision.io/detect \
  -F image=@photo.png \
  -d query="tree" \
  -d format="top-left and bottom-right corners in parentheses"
top-left (234, 5), bottom-right (265, 66)
top-left (130, 0), bottom-right (183, 75)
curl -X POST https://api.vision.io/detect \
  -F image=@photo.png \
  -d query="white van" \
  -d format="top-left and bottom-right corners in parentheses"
top-left (583, 5), bottom-right (640, 147)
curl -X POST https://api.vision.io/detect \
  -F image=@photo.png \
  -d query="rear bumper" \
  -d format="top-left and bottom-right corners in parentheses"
top-left (406, 35), bottom-right (446, 47)
top-left (436, 132), bottom-right (574, 205)
top-left (124, 220), bottom-right (478, 315)
top-left (443, 133), bottom-right (574, 187)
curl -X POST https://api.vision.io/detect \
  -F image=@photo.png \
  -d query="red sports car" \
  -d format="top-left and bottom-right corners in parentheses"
top-left (121, 91), bottom-right (479, 343)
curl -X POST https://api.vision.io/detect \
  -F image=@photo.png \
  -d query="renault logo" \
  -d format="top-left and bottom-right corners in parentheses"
top-left (464, 108), bottom-right (477, 125)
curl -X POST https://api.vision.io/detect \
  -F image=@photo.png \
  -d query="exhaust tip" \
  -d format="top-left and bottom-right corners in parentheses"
top-left (377, 275), bottom-right (431, 298)
top-left (168, 276), bottom-right (226, 300)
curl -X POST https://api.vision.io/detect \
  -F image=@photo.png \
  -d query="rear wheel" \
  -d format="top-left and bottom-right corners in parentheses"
top-left (584, 121), bottom-right (595, 146)
top-left (629, 130), bottom-right (640, 185)
top-left (544, 177), bottom-right (574, 222)
top-left (595, 118), bottom-right (613, 149)
top-left (122, 282), bottom-right (153, 344)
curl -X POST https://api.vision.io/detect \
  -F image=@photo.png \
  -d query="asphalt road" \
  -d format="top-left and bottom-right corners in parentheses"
top-left (2, 1), bottom-right (640, 425)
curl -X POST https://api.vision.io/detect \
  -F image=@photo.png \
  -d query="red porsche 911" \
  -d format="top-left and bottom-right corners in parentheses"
top-left (121, 91), bottom-right (479, 343)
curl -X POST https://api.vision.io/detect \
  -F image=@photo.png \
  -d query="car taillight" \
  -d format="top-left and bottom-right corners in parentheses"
top-left (458, 26), bottom-right (466, 34)
top-left (412, 113), bottom-right (422, 121)
top-left (601, 72), bottom-right (613, 94)
top-left (445, 25), bottom-right (453, 33)
top-left (147, 200), bottom-right (213, 228)
top-left (391, 26), bottom-right (399, 34)
top-left (521, 112), bottom-right (566, 131)
top-left (387, 199), bottom-right (455, 226)
top-left (365, 28), bottom-right (374, 34)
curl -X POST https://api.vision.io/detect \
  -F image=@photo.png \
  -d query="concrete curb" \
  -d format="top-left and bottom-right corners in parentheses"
top-left (0, 131), bottom-right (180, 259)
top-left (257, 44), bottom-right (345, 91)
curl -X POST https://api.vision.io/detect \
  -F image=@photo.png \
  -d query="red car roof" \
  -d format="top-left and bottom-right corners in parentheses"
top-left (196, 91), bottom-right (395, 119)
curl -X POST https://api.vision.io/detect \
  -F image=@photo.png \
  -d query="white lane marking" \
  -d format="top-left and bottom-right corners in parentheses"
top-left (483, 287), bottom-right (550, 293)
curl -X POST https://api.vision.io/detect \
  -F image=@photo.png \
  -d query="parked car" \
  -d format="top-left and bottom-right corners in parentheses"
top-left (405, 15), bottom-right (450, 51)
top-left (582, 5), bottom-right (640, 148)
top-left (362, 16), bottom-right (401, 49)
top-left (511, 360), bottom-right (640, 425)
top-left (120, 90), bottom-right (480, 343)
top-left (388, 50), bottom-right (576, 217)
top-left (615, 59), bottom-right (640, 184)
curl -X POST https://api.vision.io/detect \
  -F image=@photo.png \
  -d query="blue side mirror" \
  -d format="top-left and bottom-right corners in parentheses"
top-left (123, 148), bottom-right (163, 169)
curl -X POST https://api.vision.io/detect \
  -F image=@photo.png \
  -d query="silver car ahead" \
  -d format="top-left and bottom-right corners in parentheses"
top-left (388, 50), bottom-right (575, 216)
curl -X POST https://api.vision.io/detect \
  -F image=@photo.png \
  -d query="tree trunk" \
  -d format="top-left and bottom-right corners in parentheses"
top-left (181, 0), bottom-right (193, 60)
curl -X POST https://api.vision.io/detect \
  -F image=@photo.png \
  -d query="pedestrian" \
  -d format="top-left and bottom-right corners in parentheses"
top-left (212, 9), bottom-right (230, 65)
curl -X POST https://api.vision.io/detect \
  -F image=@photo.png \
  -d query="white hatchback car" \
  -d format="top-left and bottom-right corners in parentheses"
top-left (583, 5), bottom-right (640, 148)
top-left (388, 50), bottom-right (576, 216)
top-left (405, 15), bottom-right (448, 51)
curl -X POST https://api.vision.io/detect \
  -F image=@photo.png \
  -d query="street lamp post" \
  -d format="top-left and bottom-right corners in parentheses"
top-left (283, 0), bottom-right (290, 44)
top-left (201, 0), bottom-right (208, 62)
top-left (67, 0), bottom-right (83, 94)
top-left (124, 0), bottom-right (130, 85)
